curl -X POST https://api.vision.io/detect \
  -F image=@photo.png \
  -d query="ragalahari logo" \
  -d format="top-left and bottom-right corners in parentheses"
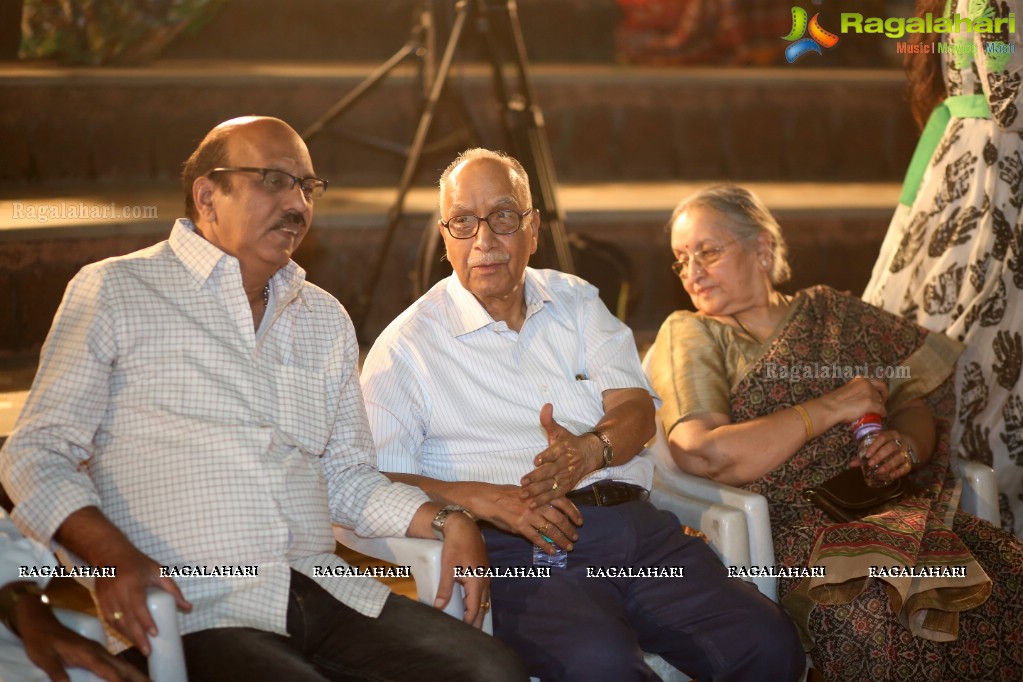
top-left (782, 7), bottom-right (839, 62)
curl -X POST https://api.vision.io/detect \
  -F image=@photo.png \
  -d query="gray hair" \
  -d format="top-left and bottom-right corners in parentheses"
top-left (669, 184), bottom-right (791, 285)
top-left (438, 148), bottom-right (532, 212)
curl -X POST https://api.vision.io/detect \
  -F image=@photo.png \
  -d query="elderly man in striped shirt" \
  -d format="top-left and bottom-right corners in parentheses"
top-left (361, 147), bottom-right (804, 681)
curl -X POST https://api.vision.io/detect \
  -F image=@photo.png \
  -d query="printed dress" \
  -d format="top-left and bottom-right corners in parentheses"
top-left (863, 0), bottom-right (1023, 537)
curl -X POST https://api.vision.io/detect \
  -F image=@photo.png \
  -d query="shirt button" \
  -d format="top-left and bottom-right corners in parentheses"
top-left (541, 384), bottom-right (548, 392)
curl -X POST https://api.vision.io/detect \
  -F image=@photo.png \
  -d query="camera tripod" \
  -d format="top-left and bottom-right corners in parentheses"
top-left (303, 0), bottom-right (575, 333)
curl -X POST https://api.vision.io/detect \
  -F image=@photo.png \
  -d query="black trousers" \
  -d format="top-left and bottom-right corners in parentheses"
top-left (122, 569), bottom-right (527, 682)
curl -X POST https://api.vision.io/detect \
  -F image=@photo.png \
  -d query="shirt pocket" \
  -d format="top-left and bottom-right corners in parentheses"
top-left (545, 378), bottom-right (604, 435)
top-left (274, 364), bottom-right (330, 457)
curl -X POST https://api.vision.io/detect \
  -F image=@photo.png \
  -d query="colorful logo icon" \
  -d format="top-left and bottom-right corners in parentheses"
top-left (783, 7), bottom-right (839, 62)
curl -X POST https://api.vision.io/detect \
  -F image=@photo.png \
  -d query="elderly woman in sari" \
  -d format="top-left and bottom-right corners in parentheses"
top-left (648, 184), bottom-right (1023, 681)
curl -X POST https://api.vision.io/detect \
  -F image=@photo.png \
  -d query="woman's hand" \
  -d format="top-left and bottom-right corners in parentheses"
top-left (820, 377), bottom-right (889, 424)
top-left (850, 428), bottom-right (915, 482)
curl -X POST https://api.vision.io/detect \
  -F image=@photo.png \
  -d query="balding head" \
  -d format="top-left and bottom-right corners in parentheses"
top-left (438, 148), bottom-right (531, 217)
top-left (181, 116), bottom-right (308, 222)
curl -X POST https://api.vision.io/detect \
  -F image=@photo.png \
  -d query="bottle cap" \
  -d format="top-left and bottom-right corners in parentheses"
top-left (851, 413), bottom-right (883, 430)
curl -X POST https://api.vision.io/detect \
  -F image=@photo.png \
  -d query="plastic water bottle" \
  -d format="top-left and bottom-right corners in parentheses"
top-left (532, 534), bottom-right (568, 568)
top-left (851, 413), bottom-right (888, 488)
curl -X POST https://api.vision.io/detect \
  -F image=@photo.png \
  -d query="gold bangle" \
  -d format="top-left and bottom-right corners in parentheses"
top-left (792, 404), bottom-right (814, 441)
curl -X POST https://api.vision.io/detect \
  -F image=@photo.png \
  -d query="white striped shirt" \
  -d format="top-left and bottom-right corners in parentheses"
top-left (362, 268), bottom-right (657, 488)
top-left (0, 220), bottom-right (428, 651)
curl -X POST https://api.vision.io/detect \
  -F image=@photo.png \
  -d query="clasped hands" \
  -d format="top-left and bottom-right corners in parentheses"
top-left (491, 403), bottom-right (601, 554)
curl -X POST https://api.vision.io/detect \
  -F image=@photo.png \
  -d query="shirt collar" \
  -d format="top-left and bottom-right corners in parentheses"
top-left (443, 267), bottom-right (554, 337)
top-left (169, 219), bottom-right (308, 307)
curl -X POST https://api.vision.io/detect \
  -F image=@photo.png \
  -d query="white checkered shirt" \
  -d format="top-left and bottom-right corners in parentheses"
top-left (0, 220), bottom-right (428, 651)
top-left (362, 268), bottom-right (657, 488)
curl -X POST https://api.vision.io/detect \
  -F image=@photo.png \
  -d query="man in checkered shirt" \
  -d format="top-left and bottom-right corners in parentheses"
top-left (0, 117), bottom-right (526, 682)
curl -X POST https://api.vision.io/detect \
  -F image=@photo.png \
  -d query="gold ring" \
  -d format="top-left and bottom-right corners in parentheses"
top-left (480, 601), bottom-right (491, 610)
top-left (551, 478), bottom-right (559, 492)
top-left (112, 611), bottom-right (124, 621)
top-left (538, 522), bottom-right (550, 535)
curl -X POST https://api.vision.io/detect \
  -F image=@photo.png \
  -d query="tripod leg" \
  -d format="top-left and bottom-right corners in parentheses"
top-left (356, 0), bottom-right (473, 332)
top-left (478, 0), bottom-right (575, 274)
top-left (302, 44), bottom-right (418, 141)
top-left (302, 0), bottom-right (437, 142)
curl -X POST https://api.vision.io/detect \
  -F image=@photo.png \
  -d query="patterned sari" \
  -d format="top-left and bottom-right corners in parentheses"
top-left (651, 285), bottom-right (1023, 681)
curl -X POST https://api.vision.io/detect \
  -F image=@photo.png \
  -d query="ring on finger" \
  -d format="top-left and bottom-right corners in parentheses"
top-left (112, 611), bottom-right (124, 621)
top-left (551, 477), bottom-right (559, 492)
top-left (480, 601), bottom-right (491, 610)
top-left (537, 522), bottom-right (550, 535)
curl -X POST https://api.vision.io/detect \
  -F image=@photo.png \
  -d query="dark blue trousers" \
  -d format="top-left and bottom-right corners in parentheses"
top-left (483, 500), bottom-right (804, 682)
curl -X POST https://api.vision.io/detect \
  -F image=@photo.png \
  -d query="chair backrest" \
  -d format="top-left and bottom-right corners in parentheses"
top-left (640, 346), bottom-right (779, 601)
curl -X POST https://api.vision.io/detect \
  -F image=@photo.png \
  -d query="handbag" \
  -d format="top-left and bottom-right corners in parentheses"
top-left (802, 467), bottom-right (905, 523)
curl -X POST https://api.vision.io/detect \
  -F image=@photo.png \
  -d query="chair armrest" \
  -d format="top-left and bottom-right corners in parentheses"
top-left (333, 527), bottom-right (493, 633)
top-left (146, 588), bottom-right (186, 682)
top-left (958, 459), bottom-right (999, 525)
top-left (649, 483), bottom-right (751, 567)
top-left (44, 567), bottom-right (186, 682)
top-left (653, 466), bottom-right (778, 602)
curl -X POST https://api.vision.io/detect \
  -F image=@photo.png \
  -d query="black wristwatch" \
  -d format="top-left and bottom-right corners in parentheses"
top-left (0, 582), bottom-right (46, 637)
top-left (431, 505), bottom-right (475, 540)
top-left (589, 430), bottom-right (614, 468)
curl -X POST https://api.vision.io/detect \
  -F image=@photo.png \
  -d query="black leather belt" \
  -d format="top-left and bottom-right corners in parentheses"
top-left (566, 481), bottom-right (649, 507)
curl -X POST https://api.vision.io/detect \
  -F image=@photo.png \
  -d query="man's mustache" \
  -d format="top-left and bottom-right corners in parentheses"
top-left (467, 254), bottom-right (510, 268)
top-left (272, 212), bottom-right (306, 231)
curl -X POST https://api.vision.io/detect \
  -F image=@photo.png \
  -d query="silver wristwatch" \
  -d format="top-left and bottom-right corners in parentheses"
top-left (906, 442), bottom-right (920, 467)
top-left (431, 504), bottom-right (475, 540)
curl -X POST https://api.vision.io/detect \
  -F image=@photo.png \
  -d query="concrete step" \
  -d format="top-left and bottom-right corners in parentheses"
top-left (1, 180), bottom-right (900, 355)
top-left (0, 61), bottom-right (916, 187)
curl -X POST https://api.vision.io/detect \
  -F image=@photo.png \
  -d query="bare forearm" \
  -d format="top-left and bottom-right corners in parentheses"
top-left (588, 390), bottom-right (656, 470)
top-left (384, 473), bottom-right (489, 516)
top-left (669, 406), bottom-right (810, 485)
top-left (53, 506), bottom-right (138, 567)
top-left (669, 376), bottom-right (892, 485)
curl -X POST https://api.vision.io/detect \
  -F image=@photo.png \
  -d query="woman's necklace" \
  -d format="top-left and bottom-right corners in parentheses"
top-left (731, 314), bottom-right (760, 343)
top-left (731, 294), bottom-right (792, 344)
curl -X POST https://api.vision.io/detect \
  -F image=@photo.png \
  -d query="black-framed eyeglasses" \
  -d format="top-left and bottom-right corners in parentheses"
top-left (440, 208), bottom-right (533, 239)
top-left (670, 238), bottom-right (740, 277)
top-left (207, 167), bottom-right (329, 201)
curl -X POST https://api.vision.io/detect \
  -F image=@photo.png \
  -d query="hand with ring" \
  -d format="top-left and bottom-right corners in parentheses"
top-left (851, 429), bottom-right (915, 482)
top-left (462, 482), bottom-right (582, 553)
top-left (520, 403), bottom-right (598, 508)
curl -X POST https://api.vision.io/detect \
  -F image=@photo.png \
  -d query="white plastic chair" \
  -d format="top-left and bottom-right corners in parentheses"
top-left (0, 587), bottom-right (185, 682)
top-left (640, 349), bottom-right (1001, 603)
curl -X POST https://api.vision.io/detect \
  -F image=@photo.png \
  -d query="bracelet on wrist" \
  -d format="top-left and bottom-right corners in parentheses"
top-left (792, 404), bottom-right (814, 441)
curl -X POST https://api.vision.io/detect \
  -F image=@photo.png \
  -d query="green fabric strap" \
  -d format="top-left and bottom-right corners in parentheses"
top-left (898, 94), bottom-right (991, 207)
